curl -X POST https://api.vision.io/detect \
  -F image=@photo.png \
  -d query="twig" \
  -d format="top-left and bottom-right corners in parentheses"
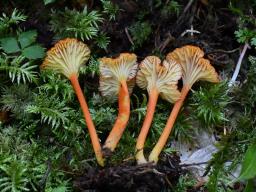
top-left (152, 168), bottom-right (165, 175)
top-left (176, 0), bottom-right (195, 24)
top-left (158, 32), bottom-right (175, 52)
top-left (82, 157), bottom-right (96, 162)
top-left (125, 27), bottom-right (134, 45)
top-left (135, 168), bottom-right (154, 175)
top-left (8, 0), bottom-right (16, 8)
top-left (207, 47), bottom-right (240, 54)
top-left (122, 156), bottom-right (135, 162)
top-left (180, 161), bottom-right (208, 167)
top-left (165, 176), bottom-right (174, 189)
top-left (180, 25), bottom-right (200, 37)
top-left (183, 0), bottom-right (195, 14)
top-left (193, 179), bottom-right (206, 189)
top-left (228, 43), bottom-right (251, 87)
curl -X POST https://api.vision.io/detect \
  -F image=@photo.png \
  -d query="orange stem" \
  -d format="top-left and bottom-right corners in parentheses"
top-left (69, 74), bottom-right (104, 166)
top-left (135, 88), bottom-right (159, 164)
top-left (103, 80), bottom-right (130, 151)
top-left (148, 85), bottom-right (190, 163)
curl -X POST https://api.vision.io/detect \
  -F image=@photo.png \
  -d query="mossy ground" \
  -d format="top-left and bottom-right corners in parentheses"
top-left (0, 0), bottom-right (256, 191)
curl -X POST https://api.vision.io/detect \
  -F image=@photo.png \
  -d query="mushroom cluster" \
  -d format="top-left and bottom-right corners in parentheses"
top-left (149, 45), bottom-right (219, 163)
top-left (41, 39), bottom-right (219, 167)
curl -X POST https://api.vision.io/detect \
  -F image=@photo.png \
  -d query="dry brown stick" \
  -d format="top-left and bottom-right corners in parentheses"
top-left (180, 161), bottom-right (208, 167)
top-left (135, 169), bottom-right (155, 175)
top-left (183, 0), bottom-right (195, 14)
top-left (125, 27), bottom-right (134, 45)
top-left (152, 168), bottom-right (165, 176)
top-left (165, 176), bottom-right (174, 189)
top-left (158, 32), bottom-right (175, 52)
top-left (122, 156), bottom-right (135, 162)
top-left (176, 0), bottom-right (195, 24)
top-left (8, 0), bottom-right (16, 8)
top-left (207, 47), bottom-right (240, 54)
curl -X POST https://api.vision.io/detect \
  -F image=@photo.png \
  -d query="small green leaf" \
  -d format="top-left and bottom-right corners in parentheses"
top-left (238, 143), bottom-right (256, 180)
top-left (44, 0), bottom-right (56, 5)
top-left (51, 186), bottom-right (67, 192)
top-left (251, 37), bottom-right (256, 46)
top-left (22, 45), bottom-right (45, 59)
top-left (0, 37), bottom-right (20, 53)
top-left (18, 30), bottom-right (37, 49)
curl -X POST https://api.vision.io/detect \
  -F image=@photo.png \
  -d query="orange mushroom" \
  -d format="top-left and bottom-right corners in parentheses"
top-left (41, 38), bottom-right (104, 166)
top-left (135, 56), bottom-right (182, 164)
top-left (149, 45), bottom-right (219, 163)
top-left (99, 53), bottom-right (138, 152)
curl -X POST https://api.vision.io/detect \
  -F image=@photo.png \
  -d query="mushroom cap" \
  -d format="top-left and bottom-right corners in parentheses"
top-left (99, 53), bottom-right (138, 100)
top-left (166, 45), bottom-right (219, 87)
top-left (41, 38), bottom-right (90, 78)
top-left (136, 56), bottom-right (182, 103)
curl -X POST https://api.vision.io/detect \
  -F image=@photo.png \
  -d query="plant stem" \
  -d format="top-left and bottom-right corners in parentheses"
top-left (69, 74), bottom-right (104, 166)
top-left (229, 43), bottom-right (250, 87)
top-left (136, 88), bottom-right (159, 164)
top-left (148, 85), bottom-right (190, 163)
top-left (103, 80), bottom-right (130, 151)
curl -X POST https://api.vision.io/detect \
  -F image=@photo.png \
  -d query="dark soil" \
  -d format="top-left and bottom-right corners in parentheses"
top-left (73, 154), bottom-right (182, 192)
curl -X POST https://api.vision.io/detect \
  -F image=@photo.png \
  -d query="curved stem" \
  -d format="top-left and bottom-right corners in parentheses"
top-left (103, 80), bottom-right (130, 151)
top-left (135, 88), bottom-right (159, 164)
top-left (69, 74), bottom-right (104, 166)
top-left (149, 85), bottom-right (190, 163)
top-left (229, 43), bottom-right (250, 87)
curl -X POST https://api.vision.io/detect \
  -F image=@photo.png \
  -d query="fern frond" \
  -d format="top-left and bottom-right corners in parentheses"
top-left (26, 105), bottom-right (68, 129)
top-left (0, 54), bottom-right (38, 84)
top-left (101, 0), bottom-right (119, 21)
top-left (90, 107), bottom-right (115, 128)
top-left (3, 8), bottom-right (27, 25)
top-left (8, 61), bottom-right (37, 84)
top-left (129, 21), bottom-right (152, 49)
top-left (39, 71), bottom-right (74, 101)
top-left (0, 9), bottom-right (27, 35)
top-left (25, 94), bottom-right (72, 129)
top-left (131, 93), bottom-right (147, 123)
top-left (190, 81), bottom-right (230, 128)
top-left (0, 84), bottom-right (33, 119)
top-left (50, 7), bottom-right (103, 41)
top-left (173, 112), bottom-right (194, 143)
top-left (95, 32), bottom-right (110, 49)
top-left (239, 56), bottom-right (256, 108)
top-left (0, 157), bottom-right (29, 192)
top-left (160, 0), bottom-right (181, 17)
top-left (79, 56), bottom-right (100, 77)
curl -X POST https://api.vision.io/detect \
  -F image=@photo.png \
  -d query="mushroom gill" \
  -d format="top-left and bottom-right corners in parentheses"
top-left (42, 38), bottom-right (90, 78)
top-left (166, 45), bottom-right (219, 87)
top-left (41, 38), bottom-right (104, 166)
top-left (135, 56), bottom-right (182, 164)
top-left (99, 53), bottom-right (138, 152)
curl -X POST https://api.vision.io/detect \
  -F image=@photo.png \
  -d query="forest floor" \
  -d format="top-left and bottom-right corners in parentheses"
top-left (0, 0), bottom-right (255, 191)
